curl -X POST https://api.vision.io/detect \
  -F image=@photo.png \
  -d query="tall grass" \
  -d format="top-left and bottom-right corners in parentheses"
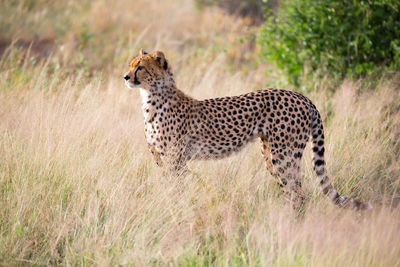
top-left (0, 0), bottom-right (399, 265)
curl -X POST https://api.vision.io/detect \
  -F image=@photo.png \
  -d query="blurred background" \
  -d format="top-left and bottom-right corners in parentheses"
top-left (1, 0), bottom-right (399, 89)
top-left (1, 0), bottom-right (400, 265)
top-left (0, 0), bottom-right (265, 94)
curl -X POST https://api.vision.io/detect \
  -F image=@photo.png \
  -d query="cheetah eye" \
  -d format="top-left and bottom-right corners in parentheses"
top-left (137, 66), bottom-right (143, 71)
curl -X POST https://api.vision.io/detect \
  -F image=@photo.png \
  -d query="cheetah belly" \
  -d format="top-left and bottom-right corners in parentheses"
top-left (186, 131), bottom-right (257, 160)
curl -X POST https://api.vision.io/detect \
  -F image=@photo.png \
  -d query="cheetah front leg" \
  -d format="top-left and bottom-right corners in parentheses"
top-left (165, 143), bottom-right (189, 176)
top-left (148, 145), bottom-right (163, 167)
top-left (148, 142), bottom-right (189, 175)
top-left (172, 158), bottom-right (188, 176)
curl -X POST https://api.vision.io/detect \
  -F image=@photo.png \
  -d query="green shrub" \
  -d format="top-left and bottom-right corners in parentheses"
top-left (258, 0), bottom-right (400, 86)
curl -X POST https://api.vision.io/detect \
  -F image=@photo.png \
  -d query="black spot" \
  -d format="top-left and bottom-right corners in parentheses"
top-left (294, 152), bottom-right (302, 159)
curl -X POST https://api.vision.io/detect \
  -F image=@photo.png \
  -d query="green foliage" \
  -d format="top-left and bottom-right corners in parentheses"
top-left (258, 0), bottom-right (400, 85)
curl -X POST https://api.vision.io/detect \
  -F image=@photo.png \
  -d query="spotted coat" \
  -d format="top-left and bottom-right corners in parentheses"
top-left (124, 49), bottom-right (370, 210)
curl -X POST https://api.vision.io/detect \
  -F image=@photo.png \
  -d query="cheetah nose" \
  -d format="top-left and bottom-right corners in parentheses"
top-left (124, 75), bottom-right (130, 81)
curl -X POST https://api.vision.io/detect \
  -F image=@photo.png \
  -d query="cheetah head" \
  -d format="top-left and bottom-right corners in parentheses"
top-left (124, 49), bottom-right (171, 91)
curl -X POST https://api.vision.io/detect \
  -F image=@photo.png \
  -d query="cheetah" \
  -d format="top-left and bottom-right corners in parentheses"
top-left (124, 49), bottom-right (370, 210)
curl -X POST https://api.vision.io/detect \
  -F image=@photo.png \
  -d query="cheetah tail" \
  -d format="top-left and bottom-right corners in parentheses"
top-left (311, 110), bottom-right (372, 211)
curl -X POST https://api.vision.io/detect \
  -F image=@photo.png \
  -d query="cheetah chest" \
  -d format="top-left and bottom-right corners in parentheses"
top-left (140, 89), bottom-right (160, 144)
top-left (140, 88), bottom-right (179, 152)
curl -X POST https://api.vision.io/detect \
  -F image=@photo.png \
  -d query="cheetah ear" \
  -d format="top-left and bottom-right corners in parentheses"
top-left (153, 50), bottom-right (168, 70)
top-left (139, 48), bottom-right (148, 56)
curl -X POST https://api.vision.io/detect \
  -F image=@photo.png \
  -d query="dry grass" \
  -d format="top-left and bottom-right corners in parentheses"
top-left (1, 0), bottom-right (400, 266)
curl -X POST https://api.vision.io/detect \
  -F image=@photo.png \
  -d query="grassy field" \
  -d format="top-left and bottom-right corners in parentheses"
top-left (1, 0), bottom-right (400, 265)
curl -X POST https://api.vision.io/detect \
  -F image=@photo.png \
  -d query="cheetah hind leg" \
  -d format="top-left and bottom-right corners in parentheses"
top-left (260, 137), bottom-right (305, 210)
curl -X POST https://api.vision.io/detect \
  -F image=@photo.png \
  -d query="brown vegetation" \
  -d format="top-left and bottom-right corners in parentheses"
top-left (0, 0), bottom-right (399, 265)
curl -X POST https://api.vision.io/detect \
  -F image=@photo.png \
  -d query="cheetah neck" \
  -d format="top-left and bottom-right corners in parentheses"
top-left (139, 84), bottom-right (191, 123)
